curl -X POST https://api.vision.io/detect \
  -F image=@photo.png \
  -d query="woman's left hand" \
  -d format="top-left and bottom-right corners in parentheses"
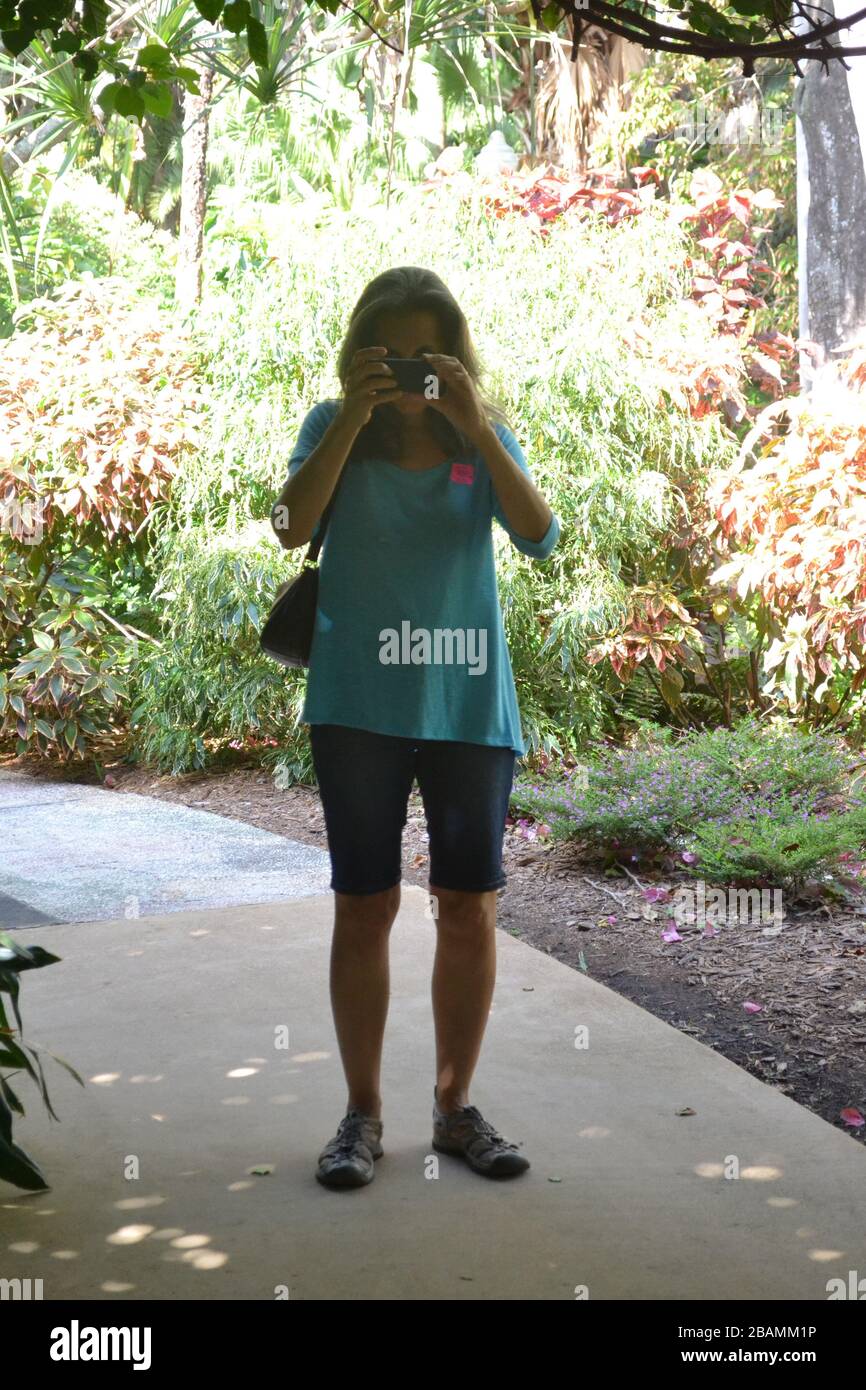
top-left (421, 354), bottom-right (490, 446)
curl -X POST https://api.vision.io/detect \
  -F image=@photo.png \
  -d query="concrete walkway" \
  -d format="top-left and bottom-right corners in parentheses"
top-left (4, 888), bottom-right (866, 1301)
top-left (0, 770), bottom-right (330, 927)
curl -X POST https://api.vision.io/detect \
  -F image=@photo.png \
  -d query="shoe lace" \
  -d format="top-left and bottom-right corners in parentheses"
top-left (332, 1111), bottom-right (369, 1157)
top-left (461, 1106), bottom-right (519, 1151)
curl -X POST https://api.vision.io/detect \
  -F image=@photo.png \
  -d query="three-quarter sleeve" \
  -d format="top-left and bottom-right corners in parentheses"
top-left (286, 399), bottom-right (341, 478)
top-left (488, 422), bottom-right (560, 560)
top-left (280, 399), bottom-right (341, 542)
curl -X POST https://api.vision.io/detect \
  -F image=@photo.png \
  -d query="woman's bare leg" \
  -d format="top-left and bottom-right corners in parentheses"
top-left (430, 886), bottom-right (498, 1113)
top-left (330, 885), bottom-right (401, 1119)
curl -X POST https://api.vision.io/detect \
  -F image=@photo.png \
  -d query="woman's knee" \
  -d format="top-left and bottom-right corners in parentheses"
top-left (431, 887), bottom-right (496, 934)
top-left (335, 884), bottom-right (401, 933)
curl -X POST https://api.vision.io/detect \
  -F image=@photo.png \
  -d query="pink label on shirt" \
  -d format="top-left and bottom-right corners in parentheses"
top-left (450, 462), bottom-right (474, 485)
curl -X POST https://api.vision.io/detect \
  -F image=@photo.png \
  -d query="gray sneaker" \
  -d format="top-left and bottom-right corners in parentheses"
top-left (316, 1107), bottom-right (384, 1189)
top-left (432, 1086), bottom-right (530, 1178)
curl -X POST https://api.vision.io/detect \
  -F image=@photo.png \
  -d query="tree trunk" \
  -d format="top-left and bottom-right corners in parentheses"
top-left (531, 25), bottom-right (645, 172)
top-left (794, 2), bottom-right (866, 391)
top-left (175, 62), bottom-right (214, 313)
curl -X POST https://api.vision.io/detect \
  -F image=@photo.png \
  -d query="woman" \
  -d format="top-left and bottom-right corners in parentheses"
top-left (271, 266), bottom-right (560, 1190)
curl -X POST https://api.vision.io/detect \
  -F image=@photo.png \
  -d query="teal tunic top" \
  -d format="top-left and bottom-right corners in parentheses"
top-left (285, 399), bottom-right (560, 756)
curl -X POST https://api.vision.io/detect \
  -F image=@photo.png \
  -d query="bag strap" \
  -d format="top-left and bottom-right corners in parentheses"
top-left (304, 465), bottom-right (345, 566)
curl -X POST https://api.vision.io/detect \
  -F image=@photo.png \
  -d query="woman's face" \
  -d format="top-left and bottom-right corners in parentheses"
top-left (374, 309), bottom-right (449, 418)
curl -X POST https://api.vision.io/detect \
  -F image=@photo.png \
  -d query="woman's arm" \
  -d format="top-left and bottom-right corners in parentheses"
top-left (271, 410), bottom-right (359, 551)
top-left (474, 422), bottom-right (553, 546)
top-left (271, 347), bottom-right (401, 550)
top-left (421, 351), bottom-right (558, 551)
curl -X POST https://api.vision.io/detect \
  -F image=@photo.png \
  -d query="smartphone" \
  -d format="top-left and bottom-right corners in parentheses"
top-left (383, 358), bottom-right (446, 396)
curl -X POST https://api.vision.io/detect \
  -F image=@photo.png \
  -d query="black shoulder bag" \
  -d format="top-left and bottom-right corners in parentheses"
top-left (259, 480), bottom-right (341, 669)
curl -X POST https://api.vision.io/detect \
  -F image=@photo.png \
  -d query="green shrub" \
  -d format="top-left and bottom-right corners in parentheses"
top-left (0, 276), bottom-right (204, 761)
top-left (687, 800), bottom-right (866, 888)
top-left (0, 555), bottom-right (129, 759)
top-left (511, 718), bottom-right (864, 885)
top-left (0, 169), bottom-right (175, 337)
top-left (129, 526), bottom-right (310, 777)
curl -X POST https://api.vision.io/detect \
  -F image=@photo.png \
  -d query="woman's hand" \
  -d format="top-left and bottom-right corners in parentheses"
top-left (337, 347), bottom-right (403, 433)
top-left (421, 353), bottom-right (490, 445)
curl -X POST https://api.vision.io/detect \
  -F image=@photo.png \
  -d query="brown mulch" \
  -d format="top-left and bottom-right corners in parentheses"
top-left (6, 754), bottom-right (865, 1144)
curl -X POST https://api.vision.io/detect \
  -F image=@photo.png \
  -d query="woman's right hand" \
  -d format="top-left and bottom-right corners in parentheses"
top-left (337, 347), bottom-right (403, 432)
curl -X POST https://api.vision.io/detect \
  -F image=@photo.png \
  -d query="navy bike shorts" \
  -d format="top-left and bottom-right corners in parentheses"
top-left (308, 723), bottom-right (516, 895)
